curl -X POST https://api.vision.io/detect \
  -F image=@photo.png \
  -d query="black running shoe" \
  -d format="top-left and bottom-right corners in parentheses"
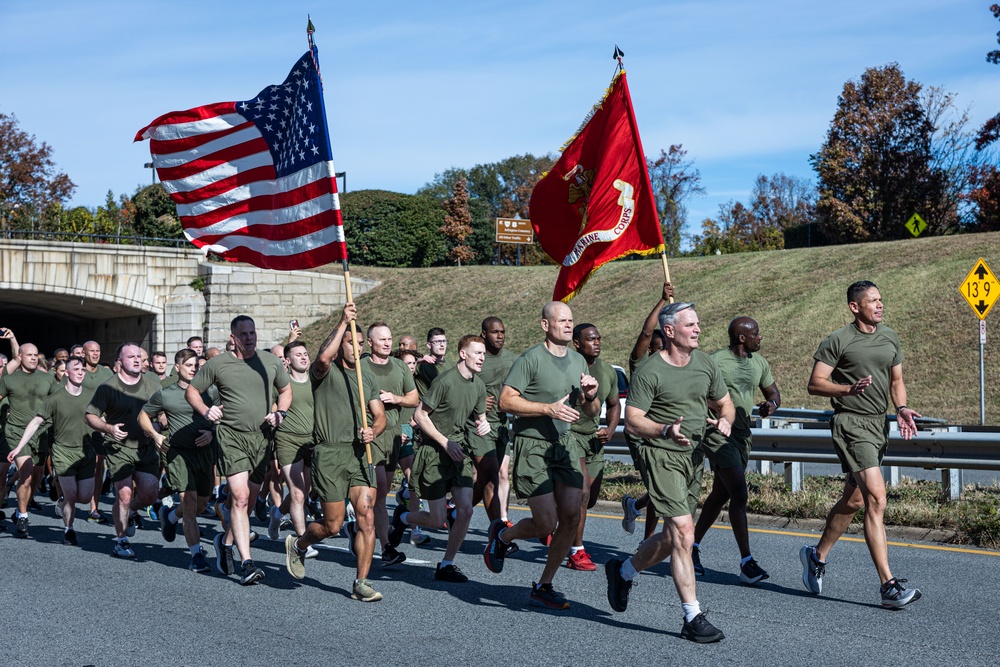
top-left (529, 582), bottom-right (570, 610)
top-left (239, 559), bottom-right (265, 586)
top-left (14, 515), bottom-right (28, 538)
top-left (434, 563), bottom-right (469, 583)
top-left (388, 504), bottom-right (407, 548)
top-left (254, 496), bottom-right (268, 523)
top-left (605, 558), bottom-right (633, 612)
top-left (739, 558), bottom-right (770, 585)
top-left (483, 519), bottom-right (510, 574)
top-left (190, 549), bottom-right (211, 573)
top-left (160, 507), bottom-right (177, 543)
top-left (382, 546), bottom-right (406, 568)
top-left (213, 533), bottom-right (233, 576)
top-left (62, 529), bottom-right (78, 546)
top-left (681, 613), bottom-right (725, 643)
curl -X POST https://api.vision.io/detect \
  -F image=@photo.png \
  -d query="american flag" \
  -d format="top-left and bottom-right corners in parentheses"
top-left (135, 48), bottom-right (346, 270)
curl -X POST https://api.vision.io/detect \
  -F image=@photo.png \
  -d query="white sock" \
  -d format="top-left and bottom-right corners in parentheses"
top-left (682, 601), bottom-right (702, 622)
top-left (570, 545), bottom-right (583, 555)
top-left (439, 559), bottom-right (453, 568)
top-left (168, 508), bottom-right (180, 524)
top-left (621, 557), bottom-right (639, 581)
top-left (400, 512), bottom-right (410, 526)
top-left (189, 545), bottom-right (201, 556)
top-left (741, 555), bottom-right (753, 566)
top-left (64, 525), bottom-right (71, 533)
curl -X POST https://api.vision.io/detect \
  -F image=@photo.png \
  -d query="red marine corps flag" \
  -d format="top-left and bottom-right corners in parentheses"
top-left (530, 56), bottom-right (665, 302)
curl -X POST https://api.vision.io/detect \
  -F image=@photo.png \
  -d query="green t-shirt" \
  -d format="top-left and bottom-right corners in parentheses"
top-left (160, 374), bottom-right (177, 388)
top-left (626, 349), bottom-right (729, 452)
top-left (191, 351), bottom-right (290, 432)
top-left (415, 359), bottom-right (455, 397)
top-left (86, 372), bottom-right (164, 448)
top-left (421, 366), bottom-right (487, 445)
top-left (312, 363), bottom-right (379, 447)
top-left (278, 377), bottom-right (314, 437)
top-left (363, 356), bottom-right (416, 433)
top-left (38, 386), bottom-right (92, 451)
top-left (0, 368), bottom-right (57, 431)
top-left (814, 323), bottom-right (902, 417)
top-left (710, 347), bottom-right (775, 439)
top-left (504, 343), bottom-right (589, 441)
top-left (82, 366), bottom-right (114, 394)
top-left (572, 357), bottom-right (618, 436)
top-left (479, 347), bottom-right (516, 425)
top-left (142, 382), bottom-right (218, 449)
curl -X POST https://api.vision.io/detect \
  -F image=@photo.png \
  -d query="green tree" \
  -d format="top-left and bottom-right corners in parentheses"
top-left (340, 189), bottom-right (447, 267)
top-left (811, 64), bottom-right (956, 243)
top-left (691, 200), bottom-right (785, 255)
top-left (132, 184), bottom-right (182, 241)
top-left (0, 111), bottom-right (75, 231)
top-left (646, 145), bottom-right (704, 256)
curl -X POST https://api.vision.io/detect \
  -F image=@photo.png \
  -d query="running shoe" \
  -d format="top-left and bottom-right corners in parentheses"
top-left (566, 549), bottom-right (598, 571)
top-left (285, 534), bottom-right (306, 580)
top-left (681, 613), bottom-right (725, 643)
top-left (880, 578), bottom-right (921, 609)
top-left (529, 582), bottom-right (569, 610)
top-left (249, 530), bottom-right (259, 544)
top-left (394, 480), bottom-right (409, 511)
top-left (345, 501), bottom-right (356, 523)
top-left (126, 512), bottom-right (138, 537)
top-left (410, 526), bottom-right (430, 546)
top-left (605, 558), bottom-right (632, 612)
top-left (267, 509), bottom-right (282, 541)
top-left (160, 508), bottom-right (177, 543)
top-left (800, 545), bottom-right (824, 594)
top-left (538, 532), bottom-right (553, 547)
top-left (345, 521), bottom-right (357, 557)
top-left (434, 563), bottom-right (469, 583)
top-left (621, 495), bottom-right (640, 535)
top-left (387, 504), bottom-right (406, 548)
top-left (381, 546), bottom-right (406, 568)
top-left (87, 510), bottom-right (109, 525)
top-left (308, 499), bottom-right (323, 521)
top-left (239, 559), bottom-right (265, 586)
top-left (692, 545), bottom-right (705, 576)
top-left (62, 529), bottom-right (78, 546)
top-left (14, 515), bottom-right (28, 538)
top-left (146, 504), bottom-right (159, 522)
top-left (279, 516), bottom-right (293, 531)
top-left (304, 545), bottom-right (319, 559)
top-left (28, 499), bottom-right (41, 511)
top-left (739, 558), bottom-right (770, 585)
top-left (189, 548), bottom-right (210, 573)
top-left (254, 495), bottom-right (268, 523)
top-left (351, 578), bottom-right (383, 602)
top-left (483, 518), bottom-right (511, 573)
top-left (213, 533), bottom-right (233, 576)
top-left (114, 538), bottom-right (135, 558)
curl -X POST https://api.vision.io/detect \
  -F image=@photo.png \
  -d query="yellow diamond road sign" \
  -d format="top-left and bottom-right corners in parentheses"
top-left (904, 213), bottom-right (927, 237)
top-left (960, 257), bottom-right (1000, 320)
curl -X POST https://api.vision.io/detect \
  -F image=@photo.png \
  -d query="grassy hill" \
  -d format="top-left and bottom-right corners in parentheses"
top-left (299, 231), bottom-right (1000, 425)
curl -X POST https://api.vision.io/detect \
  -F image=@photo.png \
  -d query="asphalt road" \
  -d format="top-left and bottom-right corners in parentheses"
top-left (2, 492), bottom-right (998, 666)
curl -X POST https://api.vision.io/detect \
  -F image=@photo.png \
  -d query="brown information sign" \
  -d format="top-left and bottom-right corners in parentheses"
top-left (496, 217), bottom-right (533, 244)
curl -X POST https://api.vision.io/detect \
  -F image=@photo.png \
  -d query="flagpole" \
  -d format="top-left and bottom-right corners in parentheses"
top-left (308, 17), bottom-right (375, 481)
top-left (615, 44), bottom-right (674, 304)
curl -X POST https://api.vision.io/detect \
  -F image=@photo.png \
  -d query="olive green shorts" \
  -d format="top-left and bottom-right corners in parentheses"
top-left (511, 433), bottom-right (584, 499)
top-left (639, 444), bottom-right (704, 519)
top-left (372, 424), bottom-right (402, 470)
top-left (565, 431), bottom-right (605, 481)
top-left (274, 430), bottom-right (314, 469)
top-left (5, 424), bottom-right (45, 466)
top-left (89, 432), bottom-right (107, 457)
top-left (52, 445), bottom-right (96, 481)
top-left (624, 431), bottom-right (650, 487)
top-left (493, 422), bottom-right (511, 460)
top-left (165, 446), bottom-right (215, 496)
top-left (216, 424), bottom-right (269, 485)
top-left (105, 442), bottom-right (160, 483)
top-left (412, 442), bottom-right (474, 501)
top-left (465, 428), bottom-right (500, 459)
top-left (831, 412), bottom-right (888, 473)
top-left (311, 442), bottom-right (373, 503)
top-left (702, 428), bottom-right (751, 471)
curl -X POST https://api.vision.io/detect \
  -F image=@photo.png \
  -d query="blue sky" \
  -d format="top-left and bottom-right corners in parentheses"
top-left (2, 1), bottom-right (997, 237)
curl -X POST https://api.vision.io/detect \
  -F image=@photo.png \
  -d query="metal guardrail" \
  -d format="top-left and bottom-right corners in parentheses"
top-left (0, 229), bottom-right (187, 247)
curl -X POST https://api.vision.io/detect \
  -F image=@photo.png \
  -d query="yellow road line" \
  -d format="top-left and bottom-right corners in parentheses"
top-left (509, 506), bottom-right (1000, 557)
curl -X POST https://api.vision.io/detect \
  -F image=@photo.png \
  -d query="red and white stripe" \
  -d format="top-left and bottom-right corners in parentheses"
top-left (135, 103), bottom-right (346, 270)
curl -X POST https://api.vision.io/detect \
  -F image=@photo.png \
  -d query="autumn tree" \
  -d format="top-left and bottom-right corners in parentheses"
top-left (440, 177), bottom-right (475, 265)
top-left (811, 64), bottom-right (957, 243)
top-left (0, 112), bottom-right (75, 230)
top-left (965, 4), bottom-right (1000, 230)
top-left (646, 145), bottom-right (705, 256)
top-left (691, 200), bottom-right (785, 255)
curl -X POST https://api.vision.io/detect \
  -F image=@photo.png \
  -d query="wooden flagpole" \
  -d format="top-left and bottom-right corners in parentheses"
top-left (309, 17), bottom-right (375, 481)
top-left (660, 252), bottom-right (674, 304)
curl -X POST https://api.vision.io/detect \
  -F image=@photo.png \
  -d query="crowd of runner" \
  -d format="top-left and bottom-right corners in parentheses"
top-left (0, 278), bottom-right (922, 642)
